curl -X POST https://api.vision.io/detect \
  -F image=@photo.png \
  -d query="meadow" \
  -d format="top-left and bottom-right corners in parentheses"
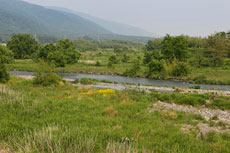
top-left (0, 76), bottom-right (230, 152)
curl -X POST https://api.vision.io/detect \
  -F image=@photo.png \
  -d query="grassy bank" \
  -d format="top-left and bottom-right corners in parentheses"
top-left (0, 76), bottom-right (230, 152)
top-left (7, 57), bottom-right (230, 85)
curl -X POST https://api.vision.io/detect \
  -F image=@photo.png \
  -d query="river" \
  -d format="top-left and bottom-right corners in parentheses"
top-left (9, 71), bottom-right (230, 90)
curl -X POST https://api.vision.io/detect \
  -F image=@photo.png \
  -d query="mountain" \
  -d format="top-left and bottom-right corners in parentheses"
top-left (47, 7), bottom-right (158, 38)
top-left (0, 0), bottom-right (113, 39)
top-left (0, 0), bottom-right (155, 43)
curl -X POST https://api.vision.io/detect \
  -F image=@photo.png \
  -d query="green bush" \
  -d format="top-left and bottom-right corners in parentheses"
top-left (95, 61), bottom-right (101, 66)
top-left (33, 72), bottom-right (61, 86)
top-left (33, 60), bottom-right (62, 86)
top-left (151, 92), bottom-right (207, 106)
top-left (80, 78), bottom-right (98, 85)
top-left (0, 64), bottom-right (10, 83)
top-left (189, 85), bottom-right (201, 89)
top-left (108, 55), bottom-right (119, 64)
top-left (173, 62), bottom-right (190, 77)
top-left (0, 45), bottom-right (13, 83)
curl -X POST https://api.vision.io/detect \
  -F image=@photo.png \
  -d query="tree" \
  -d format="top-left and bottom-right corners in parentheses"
top-left (206, 34), bottom-right (227, 67)
top-left (0, 45), bottom-right (13, 83)
top-left (36, 39), bottom-right (81, 67)
top-left (108, 55), bottom-right (118, 64)
top-left (146, 38), bottom-right (162, 51)
top-left (36, 43), bottom-right (56, 61)
top-left (173, 62), bottom-right (190, 77)
top-left (161, 35), bottom-right (189, 61)
top-left (144, 49), bottom-right (163, 65)
top-left (123, 59), bottom-right (141, 77)
top-left (7, 34), bottom-right (39, 59)
top-left (56, 39), bottom-right (81, 65)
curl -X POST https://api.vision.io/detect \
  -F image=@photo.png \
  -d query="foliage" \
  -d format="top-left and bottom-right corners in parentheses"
top-left (36, 39), bottom-right (81, 67)
top-left (121, 54), bottom-right (130, 63)
top-left (143, 49), bottom-right (163, 65)
top-left (161, 34), bottom-right (189, 62)
top-left (0, 45), bottom-right (13, 64)
top-left (0, 64), bottom-right (10, 83)
top-left (74, 39), bottom-right (98, 52)
top-left (108, 55), bottom-right (119, 66)
top-left (173, 62), bottom-right (190, 77)
top-left (123, 60), bottom-right (141, 77)
top-left (33, 60), bottom-right (62, 86)
top-left (206, 33), bottom-right (228, 67)
top-left (145, 38), bottom-right (162, 51)
top-left (0, 45), bottom-right (13, 83)
top-left (80, 78), bottom-right (99, 85)
top-left (7, 34), bottom-right (39, 59)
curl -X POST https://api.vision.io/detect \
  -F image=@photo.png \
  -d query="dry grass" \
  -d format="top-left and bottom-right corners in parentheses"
top-left (0, 85), bottom-right (25, 108)
top-left (104, 106), bottom-right (119, 117)
top-left (106, 142), bottom-right (138, 153)
top-left (10, 126), bottom-right (96, 153)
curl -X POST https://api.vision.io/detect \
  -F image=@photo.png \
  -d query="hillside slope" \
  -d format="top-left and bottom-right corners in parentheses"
top-left (48, 6), bottom-right (158, 37)
top-left (0, 0), bottom-right (113, 39)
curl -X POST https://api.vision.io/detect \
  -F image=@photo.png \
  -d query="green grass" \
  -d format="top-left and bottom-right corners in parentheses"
top-left (0, 77), bottom-right (230, 152)
top-left (150, 92), bottom-right (230, 110)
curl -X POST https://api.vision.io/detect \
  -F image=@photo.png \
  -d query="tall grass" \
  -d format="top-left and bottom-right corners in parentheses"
top-left (1, 78), bottom-right (230, 152)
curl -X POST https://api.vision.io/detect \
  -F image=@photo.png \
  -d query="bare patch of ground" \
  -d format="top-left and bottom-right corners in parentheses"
top-left (149, 101), bottom-right (230, 123)
top-left (181, 123), bottom-right (230, 135)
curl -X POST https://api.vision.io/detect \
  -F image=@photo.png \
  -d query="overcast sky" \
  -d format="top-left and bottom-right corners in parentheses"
top-left (22, 0), bottom-right (230, 37)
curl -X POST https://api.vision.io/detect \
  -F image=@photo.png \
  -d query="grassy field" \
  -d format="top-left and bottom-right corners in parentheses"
top-left (0, 76), bottom-right (230, 152)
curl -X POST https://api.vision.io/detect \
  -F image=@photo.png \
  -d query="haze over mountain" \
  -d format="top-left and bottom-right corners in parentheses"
top-left (0, 0), bottom-right (154, 43)
top-left (0, 0), bottom-right (112, 38)
top-left (47, 6), bottom-right (157, 37)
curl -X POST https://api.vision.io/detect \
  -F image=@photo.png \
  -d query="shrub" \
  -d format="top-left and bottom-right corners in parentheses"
top-left (33, 60), bottom-right (62, 86)
top-left (173, 62), bottom-right (190, 77)
top-left (108, 55), bottom-right (119, 64)
top-left (95, 61), bottom-right (101, 66)
top-left (123, 60), bottom-right (140, 77)
top-left (80, 78), bottom-right (98, 85)
top-left (0, 45), bottom-right (13, 83)
top-left (0, 64), bottom-right (10, 83)
top-left (189, 85), bottom-right (201, 89)
top-left (33, 72), bottom-right (61, 86)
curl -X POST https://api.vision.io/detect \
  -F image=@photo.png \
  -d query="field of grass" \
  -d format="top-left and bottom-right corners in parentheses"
top-left (0, 76), bottom-right (230, 152)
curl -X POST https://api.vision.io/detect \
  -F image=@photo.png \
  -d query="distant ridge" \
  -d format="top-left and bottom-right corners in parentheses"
top-left (0, 0), bottom-right (113, 38)
top-left (0, 0), bottom-right (155, 43)
top-left (47, 6), bottom-right (158, 38)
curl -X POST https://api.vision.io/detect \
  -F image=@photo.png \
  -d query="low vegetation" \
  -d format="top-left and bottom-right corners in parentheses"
top-left (5, 32), bottom-right (230, 85)
top-left (0, 77), bottom-right (230, 152)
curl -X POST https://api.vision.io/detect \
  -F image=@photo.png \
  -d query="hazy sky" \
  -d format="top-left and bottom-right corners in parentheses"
top-left (22, 0), bottom-right (230, 37)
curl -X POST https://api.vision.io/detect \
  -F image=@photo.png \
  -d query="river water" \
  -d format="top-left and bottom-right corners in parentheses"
top-left (9, 71), bottom-right (230, 90)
